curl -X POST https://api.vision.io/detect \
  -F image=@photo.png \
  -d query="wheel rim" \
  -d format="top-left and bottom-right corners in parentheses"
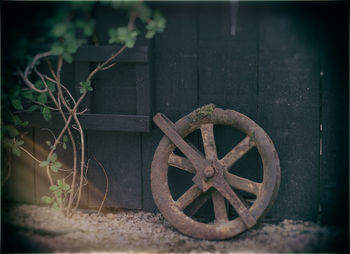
top-left (151, 107), bottom-right (281, 240)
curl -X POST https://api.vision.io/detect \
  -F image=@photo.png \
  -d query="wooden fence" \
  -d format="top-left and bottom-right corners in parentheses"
top-left (3, 2), bottom-right (348, 226)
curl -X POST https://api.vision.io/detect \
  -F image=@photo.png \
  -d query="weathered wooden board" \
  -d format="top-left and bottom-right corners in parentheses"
top-left (257, 3), bottom-right (321, 221)
top-left (318, 3), bottom-right (349, 226)
top-left (197, 3), bottom-right (259, 190)
top-left (142, 3), bottom-right (199, 212)
top-left (87, 131), bottom-right (142, 209)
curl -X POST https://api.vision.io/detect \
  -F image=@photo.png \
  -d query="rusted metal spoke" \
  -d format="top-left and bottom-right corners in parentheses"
top-left (168, 153), bottom-right (195, 174)
top-left (186, 190), bottom-right (212, 217)
top-left (211, 190), bottom-right (228, 223)
top-left (213, 181), bottom-right (256, 228)
top-left (200, 123), bottom-right (218, 160)
top-left (220, 136), bottom-right (255, 169)
top-left (153, 113), bottom-right (208, 170)
top-left (224, 171), bottom-right (261, 196)
top-left (175, 185), bottom-right (202, 211)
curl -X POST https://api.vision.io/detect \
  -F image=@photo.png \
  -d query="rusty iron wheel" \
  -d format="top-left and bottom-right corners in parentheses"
top-left (151, 106), bottom-right (281, 240)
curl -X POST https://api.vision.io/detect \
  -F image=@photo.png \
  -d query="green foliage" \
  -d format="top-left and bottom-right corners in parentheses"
top-left (2, 1), bottom-right (166, 214)
top-left (39, 152), bottom-right (62, 172)
top-left (135, 3), bottom-right (152, 23)
top-left (11, 99), bottom-right (23, 110)
top-left (108, 27), bottom-right (139, 48)
top-left (146, 11), bottom-right (166, 39)
top-left (37, 93), bottom-right (48, 104)
top-left (80, 80), bottom-right (93, 94)
top-left (110, 0), bottom-right (139, 10)
top-left (27, 105), bottom-right (40, 112)
top-left (47, 81), bottom-right (56, 92)
top-left (45, 179), bottom-right (71, 210)
top-left (21, 90), bottom-right (34, 100)
top-left (42, 106), bottom-right (51, 121)
top-left (49, 13), bottom-right (96, 63)
top-left (41, 196), bottom-right (54, 204)
top-left (62, 134), bottom-right (68, 150)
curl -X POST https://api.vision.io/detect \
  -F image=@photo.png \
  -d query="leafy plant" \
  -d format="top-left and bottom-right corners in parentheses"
top-left (2, 1), bottom-right (166, 216)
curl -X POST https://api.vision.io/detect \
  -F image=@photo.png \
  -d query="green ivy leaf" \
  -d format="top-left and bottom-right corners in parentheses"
top-left (51, 43), bottom-right (65, 56)
top-left (21, 90), bottom-right (33, 100)
top-left (12, 115), bottom-right (23, 126)
top-left (56, 190), bottom-right (63, 199)
top-left (42, 106), bottom-right (51, 121)
top-left (50, 161), bottom-right (62, 172)
top-left (82, 20), bottom-right (95, 37)
top-left (145, 30), bottom-right (156, 39)
top-left (146, 10), bottom-right (166, 39)
top-left (11, 99), bottom-right (23, 110)
top-left (57, 179), bottom-right (63, 186)
top-left (51, 23), bottom-right (68, 38)
top-left (49, 185), bottom-right (59, 191)
top-left (39, 160), bottom-right (49, 167)
top-left (37, 93), bottom-right (48, 104)
top-left (63, 135), bottom-right (68, 143)
top-left (108, 27), bottom-right (139, 48)
top-left (7, 126), bottom-right (19, 138)
top-left (63, 143), bottom-right (67, 150)
top-left (46, 140), bottom-right (51, 146)
top-left (50, 152), bottom-right (58, 162)
top-left (27, 105), bottom-right (40, 112)
top-left (62, 182), bottom-right (70, 191)
top-left (41, 196), bottom-right (53, 204)
top-left (80, 80), bottom-right (92, 94)
top-left (21, 121), bottom-right (29, 127)
top-left (15, 139), bottom-right (24, 146)
top-left (62, 53), bottom-right (73, 63)
top-left (136, 3), bottom-right (152, 23)
top-left (47, 81), bottom-right (56, 92)
top-left (50, 165), bottom-right (59, 172)
top-left (52, 202), bottom-right (59, 210)
top-left (110, 0), bottom-right (138, 9)
top-left (12, 146), bottom-right (21, 157)
top-left (34, 80), bottom-right (45, 89)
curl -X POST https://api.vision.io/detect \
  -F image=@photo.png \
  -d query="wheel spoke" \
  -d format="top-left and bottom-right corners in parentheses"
top-left (186, 190), bottom-right (212, 217)
top-left (212, 181), bottom-right (256, 228)
top-left (168, 153), bottom-right (195, 174)
top-left (224, 171), bottom-right (261, 196)
top-left (200, 123), bottom-right (218, 160)
top-left (175, 185), bottom-right (202, 211)
top-left (211, 190), bottom-right (228, 223)
top-left (220, 136), bottom-right (255, 169)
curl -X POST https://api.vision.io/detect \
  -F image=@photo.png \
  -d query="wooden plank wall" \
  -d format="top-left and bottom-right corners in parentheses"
top-left (3, 2), bottom-right (348, 226)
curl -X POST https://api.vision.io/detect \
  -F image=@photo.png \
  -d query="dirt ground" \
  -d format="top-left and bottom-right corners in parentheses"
top-left (2, 204), bottom-right (348, 253)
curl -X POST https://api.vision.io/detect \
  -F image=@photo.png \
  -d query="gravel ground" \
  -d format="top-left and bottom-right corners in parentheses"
top-left (2, 204), bottom-right (348, 253)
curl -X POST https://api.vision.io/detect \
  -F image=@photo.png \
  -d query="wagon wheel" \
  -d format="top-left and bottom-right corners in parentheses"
top-left (151, 105), bottom-right (281, 240)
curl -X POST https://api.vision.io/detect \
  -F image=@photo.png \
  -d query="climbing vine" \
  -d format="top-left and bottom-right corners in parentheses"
top-left (1, 1), bottom-right (166, 216)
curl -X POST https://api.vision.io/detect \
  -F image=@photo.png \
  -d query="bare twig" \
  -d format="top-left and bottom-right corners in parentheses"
top-left (128, 10), bottom-right (137, 31)
top-left (41, 128), bottom-right (58, 142)
top-left (44, 75), bottom-right (77, 106)
top-left (93, 155), bottom-right (108, 216)
top-left (87, 45), bottom-right (127, 82)
top-left (20, 51), bottom-right (52, 93)
top-left (72, 114), bottom-right (85, 211)
top-left (101, 62), bottom-right (118, 71)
